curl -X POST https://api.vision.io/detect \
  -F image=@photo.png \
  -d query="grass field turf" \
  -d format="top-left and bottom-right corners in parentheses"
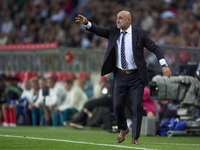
top-left (0, 126), bottom-right (200, 150)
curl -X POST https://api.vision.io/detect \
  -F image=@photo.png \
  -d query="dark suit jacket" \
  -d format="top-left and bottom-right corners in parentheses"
top-left (87, 23), bottom-right (165, 85)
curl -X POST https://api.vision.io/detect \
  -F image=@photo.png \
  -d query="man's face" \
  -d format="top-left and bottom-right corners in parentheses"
top-left (39, 79), bottom-right (46, 89)
top-left (116, 11), bottom-right (130, 30)
top-left (64, 82), bottom-right (73, 91)
top-left (31, 81), bottom-right (39, 90)
top-left (47, 78), bottom-right (55, 88)
top-left (77, 79), bottom-right (86, 90)
top-left (24, 80), bottom-right (31, 90)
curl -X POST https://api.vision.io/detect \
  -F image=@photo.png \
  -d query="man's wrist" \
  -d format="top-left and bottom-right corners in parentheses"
top-left (84, 19), bottom-right (88, 25)
top-left (161, 63), bottom-right (168, 67)
top-left (159, 58), bottom-right (167, 67)
top-left (85, 21), bottom-right (92, 29)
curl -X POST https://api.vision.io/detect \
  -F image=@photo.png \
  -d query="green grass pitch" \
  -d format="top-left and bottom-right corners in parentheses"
top-left (0, 126), bottom-right (200, 150)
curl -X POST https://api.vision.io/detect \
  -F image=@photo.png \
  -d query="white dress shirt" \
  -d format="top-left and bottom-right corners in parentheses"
top-left (116, 25), bottom-right (137, 70)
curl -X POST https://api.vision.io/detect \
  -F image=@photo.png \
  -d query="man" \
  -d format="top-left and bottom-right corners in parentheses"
top-left (28, 78), bottom-right (44, 126)
top-left (68, 77), bottom-right (114, 130)
top-left (45, 75), bottom-right (66, 126)
top-left (75, 10), bottom-right (171, 144)
top-left (80, 71), bottom-right (94, 99)
top-left (60, 72), bottom-right (88, 125)
top-left (3, 76), bottom-right (22, 126)
top-left (19, 78), bottom-right (32, 125)
top-left (57, 79), bottom-right (77, 124)
top-left (37, 77), bottom-right (47, 108)
top-left (0, 74), bottom-right (7, 125)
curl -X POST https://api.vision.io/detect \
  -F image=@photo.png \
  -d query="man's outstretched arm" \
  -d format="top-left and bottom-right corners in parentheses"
top-left (75, 14), bottom-right (110, 39)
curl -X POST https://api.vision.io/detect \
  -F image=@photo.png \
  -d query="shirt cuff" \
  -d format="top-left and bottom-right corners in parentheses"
top-left (85, 21), bottom-right (92, 29)
top-left (159, 58), bottom-right (167, 66)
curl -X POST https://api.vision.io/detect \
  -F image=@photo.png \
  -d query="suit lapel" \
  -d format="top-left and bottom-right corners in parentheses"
top-left (132, 27), bottom-right (137, 55)
top-left (114, 29), bottom-right (120, 42)
top-left (106, 28), bottom-right (120, 54)
top-left (110, 28), bottom-right (120, 51)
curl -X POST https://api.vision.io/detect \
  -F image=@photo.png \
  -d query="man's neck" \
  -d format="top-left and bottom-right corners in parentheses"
top-left (120, 25), bottom-right (131, 32)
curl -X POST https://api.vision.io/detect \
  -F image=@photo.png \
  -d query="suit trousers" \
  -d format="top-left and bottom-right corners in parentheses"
top-left (113, 71), bottom-right (145, 138)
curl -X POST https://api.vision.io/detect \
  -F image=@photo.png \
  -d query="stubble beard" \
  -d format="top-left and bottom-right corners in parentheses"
top-left (117, 22), bottom-right (126, 30)
top-left (117, 23), bottom-right (121, 29)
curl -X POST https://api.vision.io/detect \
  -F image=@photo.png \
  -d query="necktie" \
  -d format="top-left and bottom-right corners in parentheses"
top-left (121, 31), bottom-right (127, 69)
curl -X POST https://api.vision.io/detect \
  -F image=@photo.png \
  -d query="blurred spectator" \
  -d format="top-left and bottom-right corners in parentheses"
top-left (19, 78), bottom-right (32, 125)
top-left (78, 71), bottom-right (94, 99)
top-left (44, 74), bottom-right (66, 126)
top-left (37, 77), bottom-right (46, 106)
top-left (0, 74), bottom-right (7, 125)
top-left (0, 32), bottom-right (8, 45)
top-left (140, 10), bottom-right (154, 31)
top-left (2, 76), bottom-right (22, 126)
top-left (142, 86), bottom-right (157, 117)
top-left (1, 15), bottom-right (13, 34)
top-left (37, 77), bottom-right (47, 124)
top-left (28, 78), bottom-right (44, 126)
top-left (51, 4), bottom-right (65, 23)
top-left (20, 79), bottom-right (32, 102)
top-left (56, 79), bottom-right (77, 124)
top-left (192, 0), bottom-right (200, 15)
top-left (81, 33), bottom-right (91, 49)
top-left (68, 77), bottom-right (114, 129)
top-left (40, 1), bottom-right (50, 19)
top-left (60, 72), bottom-right (88, 125)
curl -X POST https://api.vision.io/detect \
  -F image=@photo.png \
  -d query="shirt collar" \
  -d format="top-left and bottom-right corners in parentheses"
top-left (120, 25), bottom-right (132, 34)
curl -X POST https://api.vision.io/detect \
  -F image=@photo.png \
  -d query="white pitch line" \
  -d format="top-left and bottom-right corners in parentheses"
top-left (153, 142), bottom-right (200, 146)
top-left (0, 134), bottom-right (156, 150)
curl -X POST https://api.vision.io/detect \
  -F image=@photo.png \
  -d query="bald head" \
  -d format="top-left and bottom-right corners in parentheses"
top-left (118, 11), bottom-right (131, 20)
top-left (116, 10), bottom-right (132, 31)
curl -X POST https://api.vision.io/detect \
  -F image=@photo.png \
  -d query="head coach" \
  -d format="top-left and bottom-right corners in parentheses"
top-left (75, 10), bottom-right (171, 144)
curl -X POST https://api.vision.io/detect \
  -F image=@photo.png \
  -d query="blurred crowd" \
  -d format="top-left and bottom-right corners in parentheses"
top-left (0, 71), bottom-right (160, 128)
top-left (0, 0), bottom-right (200, 49)
top-left (0, 71), bottom-right (97, 126)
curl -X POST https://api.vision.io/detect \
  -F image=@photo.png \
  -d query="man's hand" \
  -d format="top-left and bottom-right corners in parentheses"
top-left (162, 66), bottom-right (171, 78)
top-left (75, 14), bottom-right (88, 25)
top-left (38, 102), bottom-right (43, 108)
top-left (28, 104), bottom-right (35, 110)
top-left (54, 106), bottom-right (59, 113)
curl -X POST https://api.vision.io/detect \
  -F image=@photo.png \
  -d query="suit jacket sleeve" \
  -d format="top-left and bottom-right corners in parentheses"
top-left (87, 23), bottom-right (110, 39)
